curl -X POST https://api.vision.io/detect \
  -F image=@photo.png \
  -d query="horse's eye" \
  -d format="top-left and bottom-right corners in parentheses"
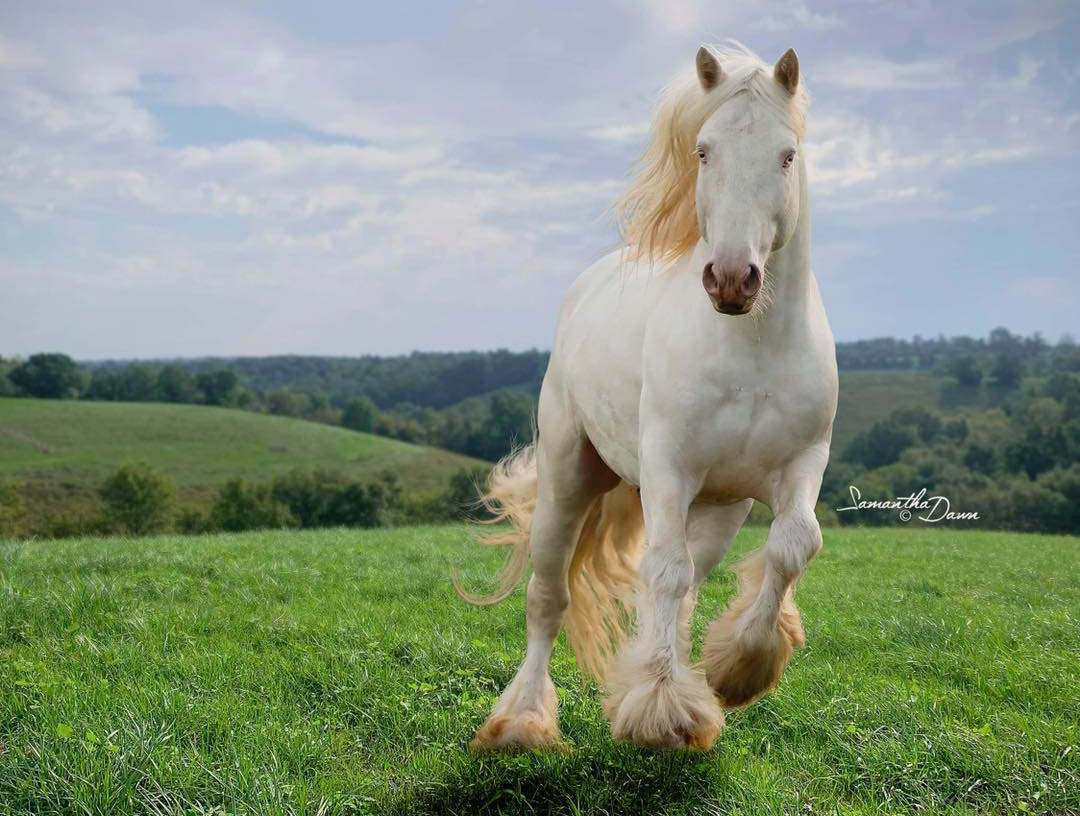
top-left (696, 148), bottom-right (707, 164)
top-left (782, 150), bottom-right (796, 169)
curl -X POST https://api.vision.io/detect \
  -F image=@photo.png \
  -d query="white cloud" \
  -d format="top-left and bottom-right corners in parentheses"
top-left (176, 140), bottom-right (442, 175)
top-left (751, 1), bottom-right (842, 32)
top-left (586, 123), bottom-right (650, 143)
top-left (942, 146), bottom-right (1036, 167)
top-left (815, 57), bottom-right (959, 91)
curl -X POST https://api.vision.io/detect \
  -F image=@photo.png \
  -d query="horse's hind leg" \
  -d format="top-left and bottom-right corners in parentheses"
top-left (470, 431), bottom-right (616, 751)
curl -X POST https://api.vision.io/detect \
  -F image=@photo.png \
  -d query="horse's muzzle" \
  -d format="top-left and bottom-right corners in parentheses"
top-left (703, 261), bottom-right (761, 315)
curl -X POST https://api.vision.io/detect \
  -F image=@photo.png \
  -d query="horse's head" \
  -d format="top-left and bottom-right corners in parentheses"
top-left (693, 47), bottom-right (804, 316)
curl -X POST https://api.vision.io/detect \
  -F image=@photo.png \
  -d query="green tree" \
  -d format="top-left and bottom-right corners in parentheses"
top-left (342, 396), bottom-right (378, 432)
top-left (86, 368), bottom-right (122, 400)
top-left (0, 357), bottom-right (16, 396)
top-left (963, 442), bottom-right (997, 475)
top-left (463, 391), bottom-right (534, 461)
top-left (157, 365), bottom-right (200, 403)
top-left (948, 355), bottom-right (983, 388)
top-left (891, 407), bottom-right (942, 444)
top-left (99, 464), bottom-right (174, 535)
top-left (9, 353), bottom-right (86, 398)
top-left (267, 389), bottom-right (309, 417)
top-left (114, 365), bottom-right (158, 401)
top-left (990, 352), bottom-right (1023, 389)
top-left (943, 418), bottom-right (969, 442)
top-left (197, 369), bottom-right (239, 406)
top-left (843, 420), bottom-right (915, 470)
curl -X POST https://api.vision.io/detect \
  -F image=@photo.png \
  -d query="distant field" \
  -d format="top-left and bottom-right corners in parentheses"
top-left (1, 526), bottom-right (1076, 814)
top-left (832, 370), bottom-right (947, 453)
top-left (0, 398), bottom-right (485, 499)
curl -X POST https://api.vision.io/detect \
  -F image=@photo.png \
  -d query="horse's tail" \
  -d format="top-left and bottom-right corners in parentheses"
top-left (454, 442), bottom-right (645, 685)
top-left (452, 444), bottom-right (540, 607)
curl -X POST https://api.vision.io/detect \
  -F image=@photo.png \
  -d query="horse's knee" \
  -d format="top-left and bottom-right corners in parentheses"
top-left (526, 573), bottom-right (569, 618)
top-left (767, 508), bottom-right (821, 583)
top-left (640, 545), bottom-right (694, 601)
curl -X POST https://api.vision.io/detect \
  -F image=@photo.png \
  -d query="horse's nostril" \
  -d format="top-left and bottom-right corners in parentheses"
top-left (702, 262), bottom-right (719, 292)
top-left (742, 264), bottom-right (762, 297)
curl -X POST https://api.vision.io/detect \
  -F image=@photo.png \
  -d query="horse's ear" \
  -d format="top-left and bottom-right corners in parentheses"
top-left (696, 46), bottom-right (722, 91)
top-left (774, 48), bottom-right (799, 94)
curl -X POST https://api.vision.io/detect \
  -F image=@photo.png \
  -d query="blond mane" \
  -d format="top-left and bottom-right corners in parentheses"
top-left (616, 43), bottom-right (810, 265)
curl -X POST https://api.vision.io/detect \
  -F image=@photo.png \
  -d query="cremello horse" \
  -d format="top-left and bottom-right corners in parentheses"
top-left (460, 43), bottom-right (838, 751)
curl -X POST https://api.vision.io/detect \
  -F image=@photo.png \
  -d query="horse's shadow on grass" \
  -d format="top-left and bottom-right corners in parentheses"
top-left (387, 744), bottom-right (718, 816)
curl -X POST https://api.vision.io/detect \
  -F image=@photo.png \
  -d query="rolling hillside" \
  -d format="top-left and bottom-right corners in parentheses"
top-left (832, 370), bottom-right (948, 453)
top-left (0, 397), bottom-right (486, 498)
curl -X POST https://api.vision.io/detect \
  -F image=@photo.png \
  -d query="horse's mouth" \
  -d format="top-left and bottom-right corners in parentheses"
top-left (713, 303), bottom-right (752, 316)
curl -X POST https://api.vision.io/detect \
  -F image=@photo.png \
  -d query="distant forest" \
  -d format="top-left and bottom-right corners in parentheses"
top-left (72, 328), bottom-right (1066, 408)
top-left (4, 329), bottom-right (1080, 533)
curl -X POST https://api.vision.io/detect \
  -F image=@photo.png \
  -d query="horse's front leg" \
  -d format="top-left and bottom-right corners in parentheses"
top-left (703, 447), bottom-right (827, 708)
top-left (604, 463), bottom-right (723, 749)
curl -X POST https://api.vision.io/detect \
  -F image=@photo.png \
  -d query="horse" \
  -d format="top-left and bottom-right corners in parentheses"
top-left (458, 42), bottom-right (838, 751)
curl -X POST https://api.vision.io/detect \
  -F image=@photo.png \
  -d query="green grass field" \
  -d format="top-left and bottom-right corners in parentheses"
top-left (0, 397), bottom-right (484, 499)
top-left (1, 526), bottom-right (1077, 815)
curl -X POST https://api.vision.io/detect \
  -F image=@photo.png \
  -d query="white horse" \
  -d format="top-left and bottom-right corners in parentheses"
top-left (460, 43), bottom-right (838, 751)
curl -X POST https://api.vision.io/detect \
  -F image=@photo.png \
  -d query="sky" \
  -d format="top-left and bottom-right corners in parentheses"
top-left (1, 0), bottom-right (1077, 360)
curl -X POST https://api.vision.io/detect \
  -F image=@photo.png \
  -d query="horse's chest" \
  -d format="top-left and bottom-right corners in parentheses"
top-left (702, 385), bottom-right (792, 458)
top-left (693, 378), bottom-right (833, 497)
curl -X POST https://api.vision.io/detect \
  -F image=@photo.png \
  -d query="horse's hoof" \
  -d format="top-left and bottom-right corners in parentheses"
top-left (604, 663), bottom-right (724, 750)
top-left (702, 604), bottom-right (803, 708)
top-left (469, 711), bottom-right (567, 752)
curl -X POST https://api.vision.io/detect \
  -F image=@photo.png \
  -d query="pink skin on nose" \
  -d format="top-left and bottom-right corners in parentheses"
top-left (702, 260), bottom-right (762, 314)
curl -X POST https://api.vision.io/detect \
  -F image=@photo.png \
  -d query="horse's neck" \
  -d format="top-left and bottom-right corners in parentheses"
top-left (765, 189), bottom-right (813, 338)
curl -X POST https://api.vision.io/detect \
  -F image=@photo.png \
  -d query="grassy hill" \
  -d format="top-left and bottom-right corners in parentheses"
top-left (0, 397), bottom-right (486, 501)
top-left (0, 374), bottom-right (954, 491)
top-left (832, 370), bottom-right (948, 453)
top-left (1, 525), bottom-right (1076, 814)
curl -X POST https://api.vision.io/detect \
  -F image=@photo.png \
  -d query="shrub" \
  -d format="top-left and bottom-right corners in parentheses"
top-left (324, 482), bottom-right (387, 527)
top-left (176, 507), bottom-right (212, 534)
top-left (0, 484), bottom-right (27, 537)
top-left (439, 467), bottom-right (490, 520)
top-left (46, 506), bottom-right (111, 539)
top-left (210, 479), bottom-right (294, 532)
top-left (99, 464), bottom-right (174, 535)
top-left (270, 469), bottom-right (346, 527)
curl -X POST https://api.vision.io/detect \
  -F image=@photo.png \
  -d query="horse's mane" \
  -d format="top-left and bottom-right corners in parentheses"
top-left (616, 42), bottom-right (810, 265)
